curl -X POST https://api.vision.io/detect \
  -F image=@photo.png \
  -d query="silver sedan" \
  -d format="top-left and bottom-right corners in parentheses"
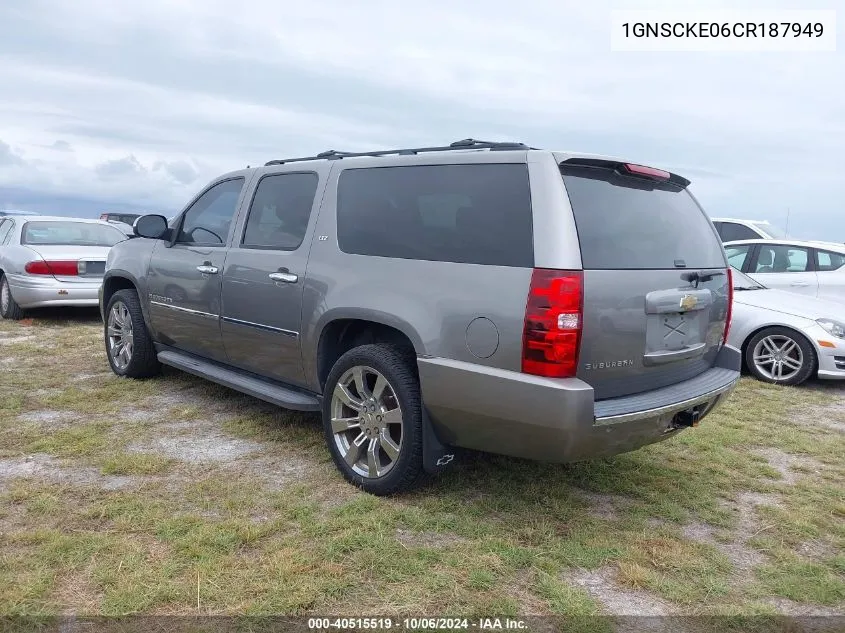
top-left (729, 268), bottom-right (845, 385)
top-left (0, 216), bottom-right (127, 319)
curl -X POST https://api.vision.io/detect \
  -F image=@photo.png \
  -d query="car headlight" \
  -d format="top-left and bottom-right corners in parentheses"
top-left (816, 319), bottom-right (845, 339)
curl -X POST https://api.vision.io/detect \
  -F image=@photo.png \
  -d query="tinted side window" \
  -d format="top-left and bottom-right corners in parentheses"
top-left (177, 179), bottom-right (244, 245)
top-left (817, 250), bottom-right (845, 272)
top-left (755, 244), bottom-right (810, 273)
top-left (720, 222), bottom-right (760, 242)
top-left (242, 173), bottom-right (319, 250)
top-left (724, 244), bottom-right (751, 270)
top-left (336, 164), bottom-right (533, 267)
top-left (0, 220), bottom-right (11, 243)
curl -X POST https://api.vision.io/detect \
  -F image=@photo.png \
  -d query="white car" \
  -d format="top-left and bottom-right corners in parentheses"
top-left (724, 239), bottom-right (845, 303)
top-left (729, 268), bottom-right (845, 385)
top-left (711, 217), bottom-right (786, 242)
top-left (0, 215), bottom-right (128, 319)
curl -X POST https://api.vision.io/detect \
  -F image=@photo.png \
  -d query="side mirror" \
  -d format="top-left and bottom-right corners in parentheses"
top-left (134, 214), bottom-right (170, 240)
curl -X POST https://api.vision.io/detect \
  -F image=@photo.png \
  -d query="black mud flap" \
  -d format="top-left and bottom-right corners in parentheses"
top-left (422, 408), bottom-right (456, 474)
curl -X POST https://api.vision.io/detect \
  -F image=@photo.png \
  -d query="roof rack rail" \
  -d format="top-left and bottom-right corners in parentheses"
top-left (264, 139), bottom-right (531, 166)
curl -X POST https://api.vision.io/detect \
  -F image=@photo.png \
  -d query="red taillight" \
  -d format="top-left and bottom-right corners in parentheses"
top-left (522, 269), bottom-right (583, 378)
top-left (624, 163), bottom-right (670, 180)
top-left (723, 267), bottom-right (733, 345)
top-left (24, 260), bottom-right (79, 276)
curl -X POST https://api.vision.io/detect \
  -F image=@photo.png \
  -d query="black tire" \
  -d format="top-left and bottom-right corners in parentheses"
top-left (322, 344), bottom-right (425, 495)
top-left (104, 289), bottom-right (161, 378)
top-left (0, 274), bottom-right (25, 320)
top-left (744, 326), bottom-right (816, 386)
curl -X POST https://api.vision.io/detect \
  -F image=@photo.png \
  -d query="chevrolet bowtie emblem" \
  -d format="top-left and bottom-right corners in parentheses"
top-left (679, 294), bottom-right (698, 311)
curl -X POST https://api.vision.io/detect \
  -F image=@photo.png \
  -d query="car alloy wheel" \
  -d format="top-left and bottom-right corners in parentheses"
top-left (330, 365), bottom-right (403, 479)
top-left (107, 300), bottom-right (134, 371)
top-left (752, 334), bottom-right (803, 382)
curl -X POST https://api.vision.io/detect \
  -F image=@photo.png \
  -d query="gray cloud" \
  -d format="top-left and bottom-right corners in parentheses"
top-left (153, 159), bottom-right (199, 185)
top-left (95, 155), bottom-right (145, 180)
top-left (51, 139), bottom-right (73, 152)
top-left (0, 140), bottom-right (25, 166)
top-left (0, 0), bottom-right (842, 239)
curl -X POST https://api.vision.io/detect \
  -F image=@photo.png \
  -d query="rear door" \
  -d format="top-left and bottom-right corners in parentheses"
top-left (560, 160), bottom-right (730, 400)
top-left (747, 243), bottom-right (818, 297)
top-left (813, 248), bottom-right (845, 302)
top-left (220, 168), bottom-right (325, 387)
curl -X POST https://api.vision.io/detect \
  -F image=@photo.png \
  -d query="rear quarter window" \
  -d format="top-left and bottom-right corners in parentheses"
top-left (560, 164), bottom-right (726, 270)
top-left (336, 164), bottom-right (533, 267)
top-left (817, 250), bottom-right (845, 272)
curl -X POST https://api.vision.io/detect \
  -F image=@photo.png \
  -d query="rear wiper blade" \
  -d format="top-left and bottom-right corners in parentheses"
top-left (681, 270), bottom-right (725, 285)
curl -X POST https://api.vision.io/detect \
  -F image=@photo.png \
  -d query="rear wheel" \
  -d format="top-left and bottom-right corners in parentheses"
top-left (0, 274), bottom-right (25, 320)
top-left (322, 344), bottom-right (424, 495)
top-left (105, 289), bottom-right (161, 378)
top-left (745, 327), bottom-right (816, 386)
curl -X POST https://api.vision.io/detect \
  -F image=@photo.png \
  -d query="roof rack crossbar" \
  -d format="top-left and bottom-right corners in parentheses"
top-left (264, 139), bottom-right (530, 166)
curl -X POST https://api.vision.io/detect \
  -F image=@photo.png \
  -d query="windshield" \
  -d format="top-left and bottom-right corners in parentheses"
top-left (21, 221), bottom-right (125, 247)
top-left (752, 221), bottom-right (786, 239)
top-left (732, 266), bottom-right (766, 290)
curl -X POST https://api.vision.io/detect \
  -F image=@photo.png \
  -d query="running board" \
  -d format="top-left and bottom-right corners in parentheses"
top-left (157, 350), bottom-right (321, 411)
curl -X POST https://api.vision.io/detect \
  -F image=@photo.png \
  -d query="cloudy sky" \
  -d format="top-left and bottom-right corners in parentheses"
top-left (1, 0), bottom-right (842, 239)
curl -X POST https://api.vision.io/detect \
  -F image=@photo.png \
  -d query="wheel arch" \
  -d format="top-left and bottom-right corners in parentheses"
top-left (314, 317), bottom-right (420, 393)
top-left (101, 273), bottom-right (152, 330)
top-left (102, 274), bottom-right (139, 308)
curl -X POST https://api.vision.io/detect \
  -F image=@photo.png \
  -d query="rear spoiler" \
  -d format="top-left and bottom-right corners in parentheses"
top-left (560, 157), bottom-right (691, 188)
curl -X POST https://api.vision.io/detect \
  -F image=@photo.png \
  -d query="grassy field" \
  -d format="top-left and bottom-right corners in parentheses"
top-left (1, 310), bottom-right (844, 630)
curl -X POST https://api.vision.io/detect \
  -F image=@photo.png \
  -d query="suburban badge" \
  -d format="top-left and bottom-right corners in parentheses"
top-left (584, 360), bottom-right (634, 370)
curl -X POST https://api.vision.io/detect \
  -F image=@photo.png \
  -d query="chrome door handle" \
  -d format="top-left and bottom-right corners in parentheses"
top-left (269, 272), bottom-right (298, 283)
top-left (196, 265), bottom-right (219, 274)
top-left (790, 281), bottom-right (809, 287)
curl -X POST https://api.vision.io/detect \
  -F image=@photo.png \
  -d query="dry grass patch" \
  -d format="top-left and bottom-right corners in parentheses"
top-left (1, 313), bottom-right (844, 618)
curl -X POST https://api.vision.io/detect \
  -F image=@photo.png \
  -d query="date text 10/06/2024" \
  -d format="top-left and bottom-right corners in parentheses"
top-left (307, 618), bottom-right (528, 630)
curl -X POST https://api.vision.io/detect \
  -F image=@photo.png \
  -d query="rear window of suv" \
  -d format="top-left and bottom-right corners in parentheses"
top-left (336, 164), bottom-right (533, 267)
top-left (561, 164), bottom-right (726, 270)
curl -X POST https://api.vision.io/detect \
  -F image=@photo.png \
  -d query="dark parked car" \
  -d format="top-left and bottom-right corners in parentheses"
top-left (100, 212), bottom-right (142, 226)
top-left (99, 139), bottom-right (740, 494)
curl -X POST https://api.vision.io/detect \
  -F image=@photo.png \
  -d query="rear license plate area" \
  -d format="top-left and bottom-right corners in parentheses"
top-left (646, 311), bottom-right (704, 353)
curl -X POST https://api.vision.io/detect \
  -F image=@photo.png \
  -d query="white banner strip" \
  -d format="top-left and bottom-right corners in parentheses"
top-left (611, 10), bottom-right (837, 52)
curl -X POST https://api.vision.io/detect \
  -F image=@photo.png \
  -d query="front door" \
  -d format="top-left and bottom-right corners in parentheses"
top-left (147, 177), bottom-right (248, 362)
top-left (748, 243), bottom-right (818, 298)
top-left (221, 170), bottom-right (323, 387)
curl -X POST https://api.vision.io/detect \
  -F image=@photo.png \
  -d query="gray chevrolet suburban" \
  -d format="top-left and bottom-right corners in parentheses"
top-left (100, 139), bottom-right (741, 494)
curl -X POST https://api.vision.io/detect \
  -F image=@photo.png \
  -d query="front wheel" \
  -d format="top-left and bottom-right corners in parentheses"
top-left (322, 344), bottom-right (424, 495)
top-left (745, 327), bottom-right (816, 386)
top-left (104, 289), bottom-right (161, 378)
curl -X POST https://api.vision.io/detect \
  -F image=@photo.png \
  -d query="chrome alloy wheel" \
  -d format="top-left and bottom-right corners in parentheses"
top-left (752, 334), bottom-right (804, 382)
top-left (330, 365), bottom-right (403, 478)
top-left (107, 301), bottom-right (134, 371)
